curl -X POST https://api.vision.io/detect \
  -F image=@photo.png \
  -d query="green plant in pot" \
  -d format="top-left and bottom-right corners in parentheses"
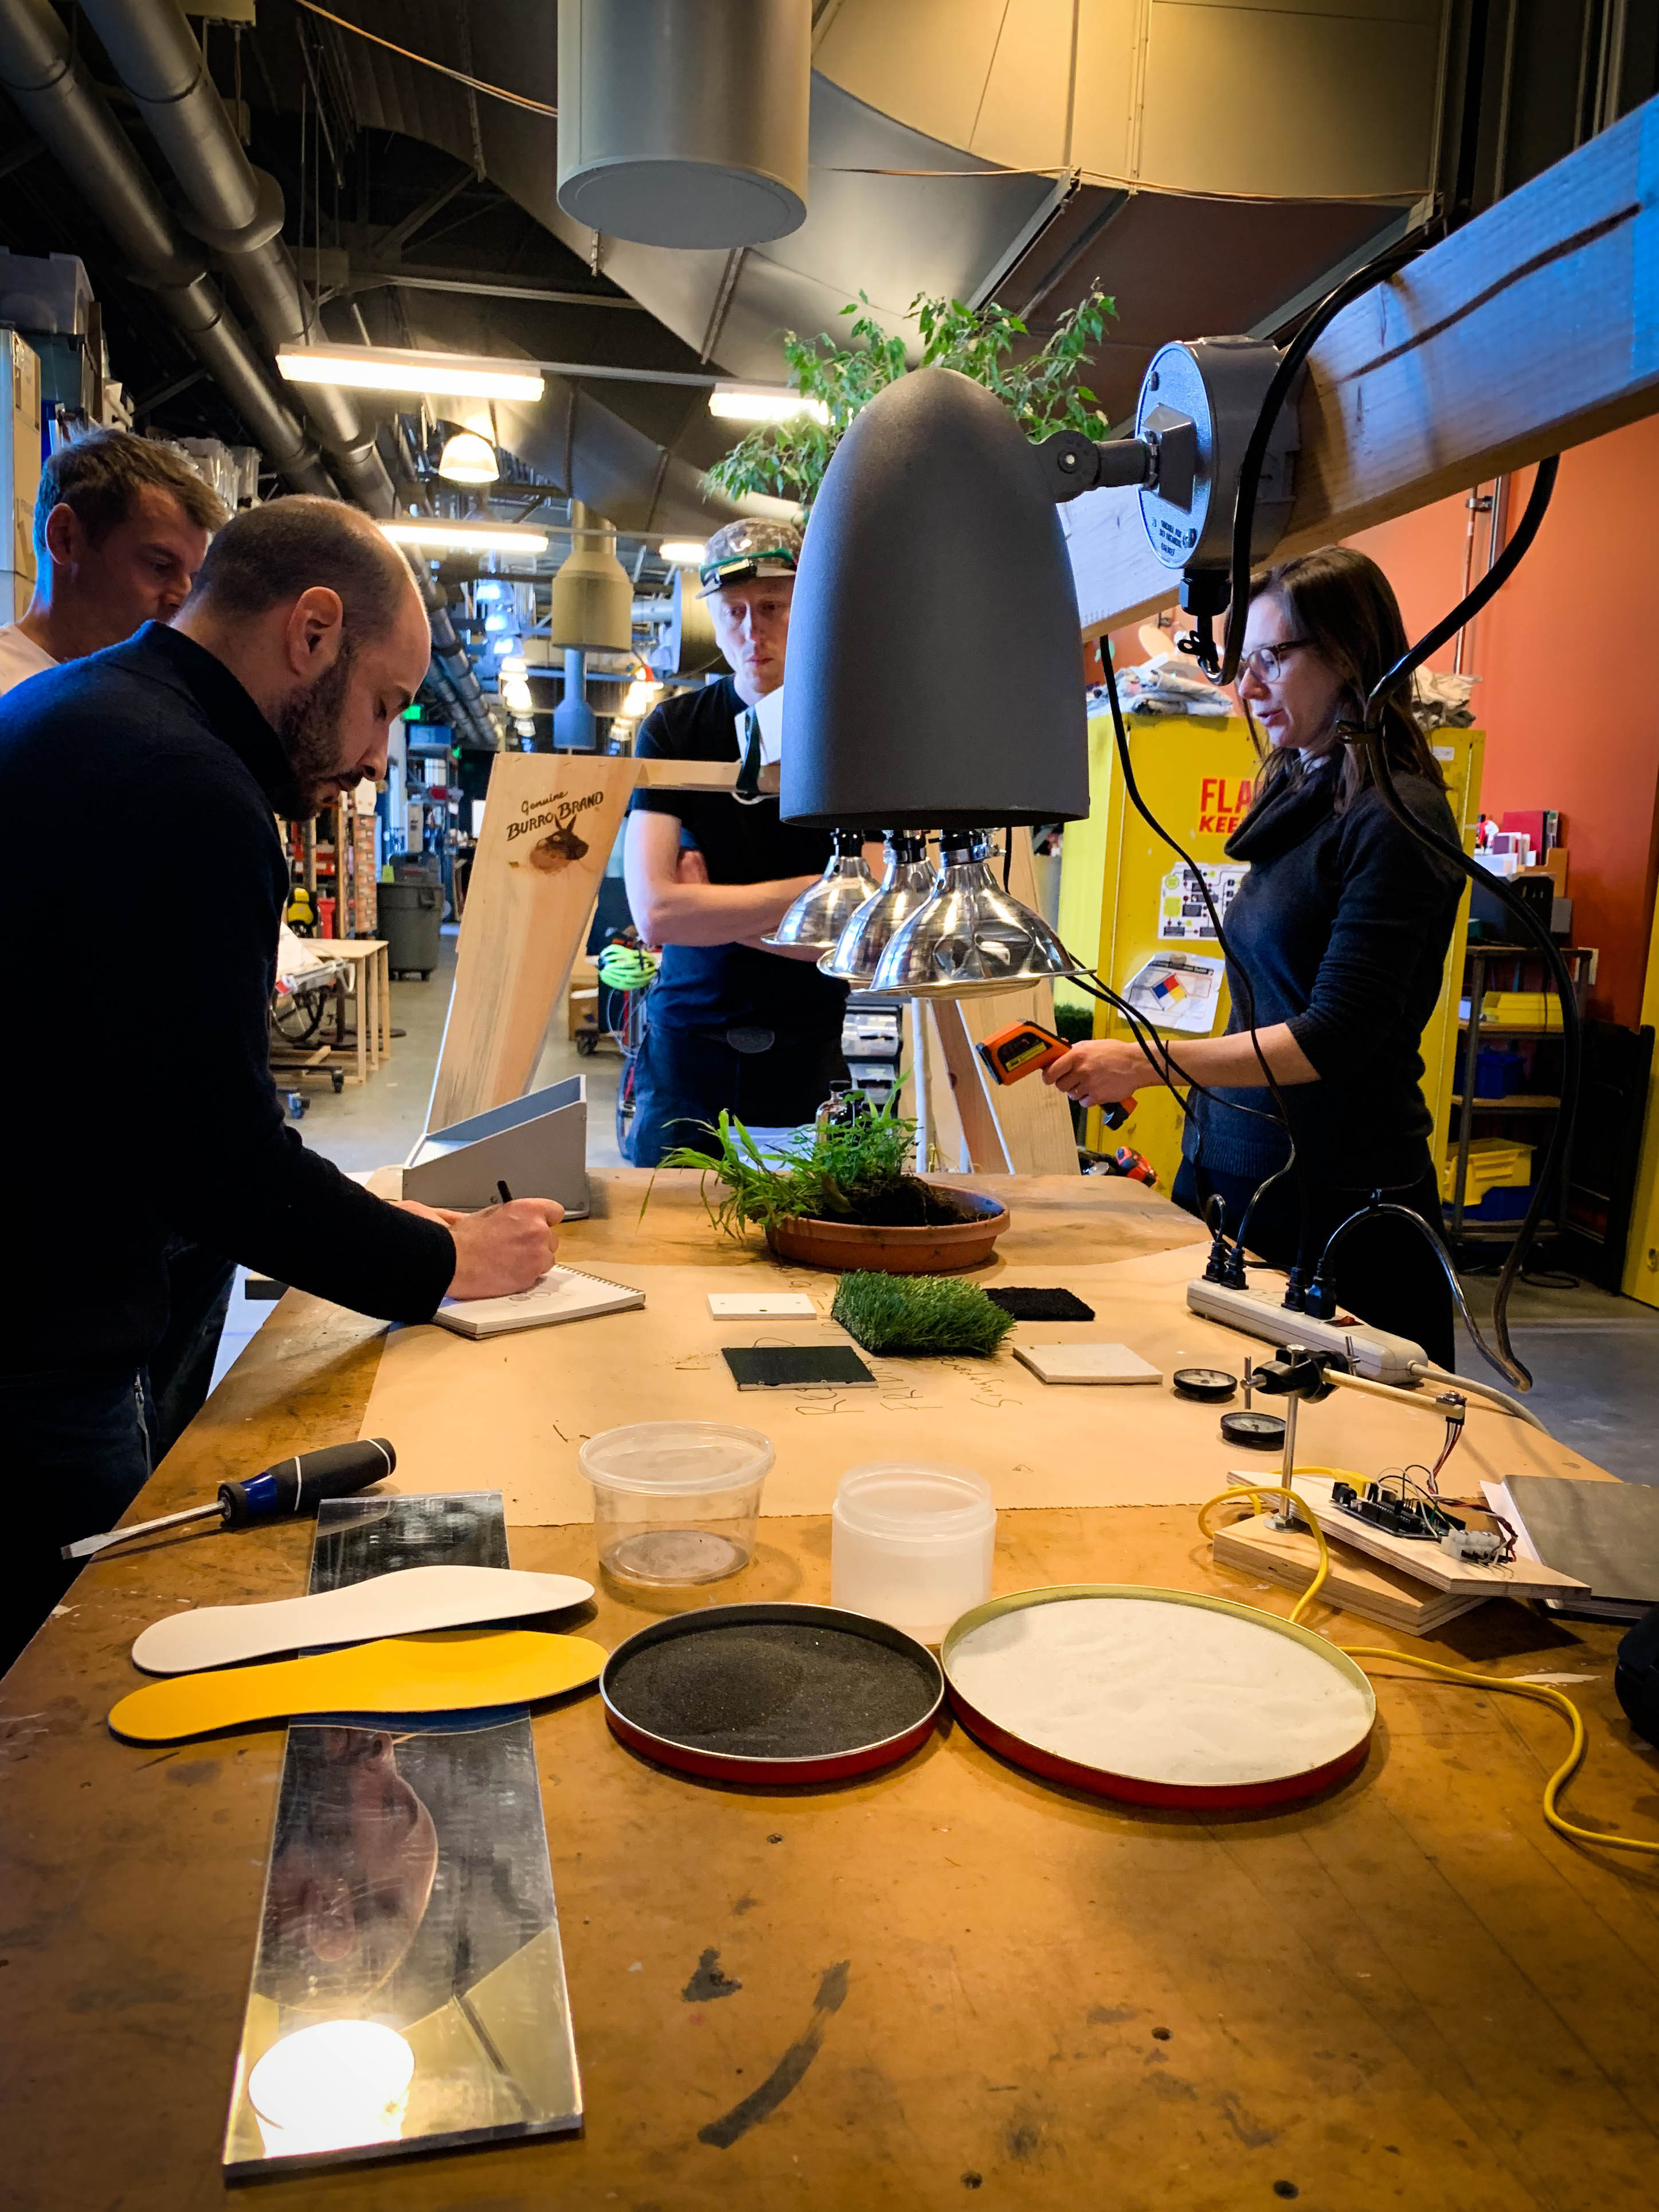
top-left (659, 1103), bottom-right (1009, 1272)
top-left (703, 286), bottom-right (1113, 514)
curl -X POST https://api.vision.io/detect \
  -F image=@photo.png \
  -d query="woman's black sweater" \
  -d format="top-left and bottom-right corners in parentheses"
top-left (1182, 756), bottom-right (1466, 1190)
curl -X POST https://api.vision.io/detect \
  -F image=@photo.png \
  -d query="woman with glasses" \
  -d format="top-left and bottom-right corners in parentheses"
top-left (1044, 546), bottom-right (1465, 1367)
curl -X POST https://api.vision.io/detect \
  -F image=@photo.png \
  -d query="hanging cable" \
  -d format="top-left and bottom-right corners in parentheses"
top-left (1100, 647), bottom-right (1305, 1265)
top-left (1334, 456), bottom-right (1572, 1392)
top-left (1190, 237), bottom-right (1426, 687)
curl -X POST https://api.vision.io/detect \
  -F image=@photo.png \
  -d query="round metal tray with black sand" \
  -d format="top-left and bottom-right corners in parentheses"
top-left (602, 1602), bottom-right (944, 1784)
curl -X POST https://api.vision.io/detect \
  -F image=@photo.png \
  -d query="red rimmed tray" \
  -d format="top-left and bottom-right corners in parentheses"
top-left (601, 1602), bottom-right (944, 1786)
top-left (941, 1584), bottom-right (1375, 1811)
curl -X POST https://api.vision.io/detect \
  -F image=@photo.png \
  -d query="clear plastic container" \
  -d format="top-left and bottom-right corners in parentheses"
top-left (580, 1422), bottom-right (773, 1585)
top-left (831, 1463), bottom-right (996, 1643)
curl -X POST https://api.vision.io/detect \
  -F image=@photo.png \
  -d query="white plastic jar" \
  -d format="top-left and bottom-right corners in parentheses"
top-left (831, 1463), bottom-right (996, 1643)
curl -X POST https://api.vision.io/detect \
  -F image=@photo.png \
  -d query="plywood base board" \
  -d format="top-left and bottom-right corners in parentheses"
top-left (1211, 1515), bottom-right (1489, 1634)
top-left (1228, 1472), bottom-right (1590, 1601)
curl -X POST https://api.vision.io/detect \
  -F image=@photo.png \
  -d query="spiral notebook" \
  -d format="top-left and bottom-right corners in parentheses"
top-left (433, 1264), bottom-right (645, 1339)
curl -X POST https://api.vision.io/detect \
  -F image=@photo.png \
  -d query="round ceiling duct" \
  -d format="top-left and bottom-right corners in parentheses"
top-left (645, 566), bottom-right (727, 679)
top-left (556, 0), bottom-right (810, 249)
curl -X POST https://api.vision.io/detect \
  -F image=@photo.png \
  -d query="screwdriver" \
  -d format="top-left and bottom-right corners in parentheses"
top-left (62, 1439), bottom-right (397, 1561)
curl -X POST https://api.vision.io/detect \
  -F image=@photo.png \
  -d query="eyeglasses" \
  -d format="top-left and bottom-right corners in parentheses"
top-left (1238, 638), bottom-right (1313, 683)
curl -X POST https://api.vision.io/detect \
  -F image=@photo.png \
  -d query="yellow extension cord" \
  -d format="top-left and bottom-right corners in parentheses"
top-left (1198, 1481), bottom-right (1659, 1860)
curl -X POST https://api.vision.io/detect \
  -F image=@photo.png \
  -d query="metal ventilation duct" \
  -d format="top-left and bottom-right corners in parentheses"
top-left (80, 0), bottom-right (396, 515)
top-left (0, 0), bottom-right (331, 495)
top-left (557, 0), bottom-right (810, 248)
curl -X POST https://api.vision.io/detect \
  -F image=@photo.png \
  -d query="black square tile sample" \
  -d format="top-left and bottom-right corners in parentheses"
top-left (722, 1346), bottom-right (878, 1389)
top-left (984, 1287), bottom-right (1096, 1322)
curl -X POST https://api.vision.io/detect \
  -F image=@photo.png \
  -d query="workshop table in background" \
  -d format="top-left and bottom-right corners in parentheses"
top-left (319, 936), bottom-right (390, 1084)
top-left (2, 1171), bottom-right (1654, 2211)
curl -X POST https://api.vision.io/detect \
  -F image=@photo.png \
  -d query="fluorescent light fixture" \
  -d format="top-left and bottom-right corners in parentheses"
top-left (437, 430), bottom-right (500, 484)
top-left (658, 539), bottom-right (707, 565)
top-left (475, 581), bottom-right (504, 603)
top-left (498, 654), bottom-right (528, 675)
top-left (277, 343), bottom-right (545, 401)
top-left (381, 521), bottom-right (549, 554)
top-left (484, 612), bottom-right (512, 633)
top-left (710, 386), bottom-right (828, 425)
top-left (501, 678), bottom-right (533, 712)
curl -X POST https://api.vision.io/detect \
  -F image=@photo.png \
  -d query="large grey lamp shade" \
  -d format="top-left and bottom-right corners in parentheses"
top-left (781, 369), bottom-right (1089, 831)
top-left (546, 503), bottom-right (633, 651)
top-left (557, 0), bottom-right (809, 249)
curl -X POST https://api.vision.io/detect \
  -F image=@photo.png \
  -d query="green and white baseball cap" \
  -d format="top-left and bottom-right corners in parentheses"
top-left (697, 517), bottom-right (804, 597)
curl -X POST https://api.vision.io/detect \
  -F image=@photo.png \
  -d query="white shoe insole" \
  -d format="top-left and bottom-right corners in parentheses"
top-left (131, 1564), bottom-right (595, 1674)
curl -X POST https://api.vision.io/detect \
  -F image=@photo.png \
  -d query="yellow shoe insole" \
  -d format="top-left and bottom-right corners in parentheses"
top-left (108, 1629), bottom-right (606, 1744)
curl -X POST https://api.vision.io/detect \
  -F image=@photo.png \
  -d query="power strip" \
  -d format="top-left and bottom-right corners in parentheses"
top-left (1185, 1279), bottom-right (1425, 1385)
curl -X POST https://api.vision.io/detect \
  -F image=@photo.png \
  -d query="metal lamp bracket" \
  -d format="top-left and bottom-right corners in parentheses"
top-left (1035, 336), bottom-right (1303, 591)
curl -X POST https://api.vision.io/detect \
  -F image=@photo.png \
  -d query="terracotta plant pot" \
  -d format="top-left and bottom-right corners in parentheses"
top-left (765, 1187), bottom-right (1009, 1273)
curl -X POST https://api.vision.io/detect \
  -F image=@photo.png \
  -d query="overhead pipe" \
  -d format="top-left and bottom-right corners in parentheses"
top-left (0, 0), bottom-right (493, 751)
top-left (386, 421), bottom-right (500, 751)
top-left (0, 0), bottom-right (332, 494)
top-left (80, 0), bottom-right (396, 515)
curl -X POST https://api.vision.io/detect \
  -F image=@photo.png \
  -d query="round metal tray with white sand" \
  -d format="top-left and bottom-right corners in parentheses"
top-left (942, 1585), bottom-right (1375, 1808)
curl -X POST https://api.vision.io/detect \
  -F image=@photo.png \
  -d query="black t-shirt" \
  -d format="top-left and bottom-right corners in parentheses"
top-left (629, 677), bottom-right (848, 1035)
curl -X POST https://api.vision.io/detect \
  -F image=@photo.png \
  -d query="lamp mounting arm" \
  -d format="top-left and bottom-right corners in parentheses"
top-left (1036, 428), bottom-right (1157, 505)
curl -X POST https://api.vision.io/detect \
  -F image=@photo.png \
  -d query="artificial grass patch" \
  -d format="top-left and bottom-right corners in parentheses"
top-left (830, 1270), bottom-right (1016, 1358)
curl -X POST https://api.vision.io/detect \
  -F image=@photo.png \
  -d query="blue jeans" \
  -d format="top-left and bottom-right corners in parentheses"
top-left (628, 1020), bottom-right (850, 1167)
top-left (2, 1367), bottom-right (155, 1672)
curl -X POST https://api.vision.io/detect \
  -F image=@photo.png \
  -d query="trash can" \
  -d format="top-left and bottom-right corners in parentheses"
top-left (378, 881), bottom-right (443, 979)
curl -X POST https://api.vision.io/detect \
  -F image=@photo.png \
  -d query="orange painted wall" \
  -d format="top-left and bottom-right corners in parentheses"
top-left (1346, 414), bottom-right (1659, 1026)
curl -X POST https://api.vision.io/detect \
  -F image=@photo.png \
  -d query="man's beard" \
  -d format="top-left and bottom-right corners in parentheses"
top-left (276, 641), bottom-right (357, 818)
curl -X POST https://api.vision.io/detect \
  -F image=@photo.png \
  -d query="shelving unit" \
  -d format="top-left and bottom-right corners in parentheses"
top-left (1445, 940), bottom-right (1590, 1245)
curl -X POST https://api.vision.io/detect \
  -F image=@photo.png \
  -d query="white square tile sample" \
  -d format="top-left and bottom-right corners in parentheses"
top-left (706, 1291), bottom-right (818, 1318)
top-left (1013, 1342), bottom-right (1163, 1385)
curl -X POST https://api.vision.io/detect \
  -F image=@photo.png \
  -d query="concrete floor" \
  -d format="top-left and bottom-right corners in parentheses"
top-left (269, 927), bottom-right (628, 1180)
top-left (223, 932), bottom-right (1659, 1485)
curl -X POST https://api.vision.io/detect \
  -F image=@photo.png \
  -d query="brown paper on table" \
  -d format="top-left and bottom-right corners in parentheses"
top-left (359, 1254), bottom-right (1594, 1525)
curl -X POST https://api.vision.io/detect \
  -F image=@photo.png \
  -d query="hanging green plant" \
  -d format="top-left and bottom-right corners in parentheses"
top-left (703, 284), bottom-right (1114, 513)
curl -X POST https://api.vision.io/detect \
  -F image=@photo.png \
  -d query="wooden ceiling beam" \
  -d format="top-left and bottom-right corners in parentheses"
top-left (1064, 95), bottom-right (1659, 638)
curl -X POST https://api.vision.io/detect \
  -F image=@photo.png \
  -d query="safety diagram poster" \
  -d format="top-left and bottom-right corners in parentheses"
top-left (1122, 952), bottom-right (1226, 1037)
top-left (1157, 862), bottom-right (1247, 941)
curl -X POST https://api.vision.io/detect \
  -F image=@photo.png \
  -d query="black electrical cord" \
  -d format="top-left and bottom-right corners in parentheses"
top-left (1067, 971), bottom-right (1280, 1125)
top-left (1098, 646), bottom-right (1305, 1263)
top-left (1196, 237), bottom-right (1425, 687)
top-left (1312, 1195), bottom-right (1525, 1387)
top-left (1329, 455), bottom-right (1571, 1391)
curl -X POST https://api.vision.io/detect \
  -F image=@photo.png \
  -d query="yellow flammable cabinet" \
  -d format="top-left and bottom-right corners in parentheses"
top-left (1056, 707), bottom-right (1482, 1196)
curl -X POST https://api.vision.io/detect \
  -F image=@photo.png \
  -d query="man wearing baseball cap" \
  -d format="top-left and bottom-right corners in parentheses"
top-left (621, 518), bottom-right (854, 1163)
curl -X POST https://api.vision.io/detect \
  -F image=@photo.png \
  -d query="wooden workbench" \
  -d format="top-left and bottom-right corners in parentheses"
top-left (3, 1173), bottom-right (1656, 2211)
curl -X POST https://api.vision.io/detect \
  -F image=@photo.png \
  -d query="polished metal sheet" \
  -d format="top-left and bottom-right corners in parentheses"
top-left (223, 1493), bottom-right (582, 2174)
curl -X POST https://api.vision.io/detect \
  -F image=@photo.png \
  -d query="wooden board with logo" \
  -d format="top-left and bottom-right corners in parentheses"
top-left (427, 754), bottom-right (638, 1131)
